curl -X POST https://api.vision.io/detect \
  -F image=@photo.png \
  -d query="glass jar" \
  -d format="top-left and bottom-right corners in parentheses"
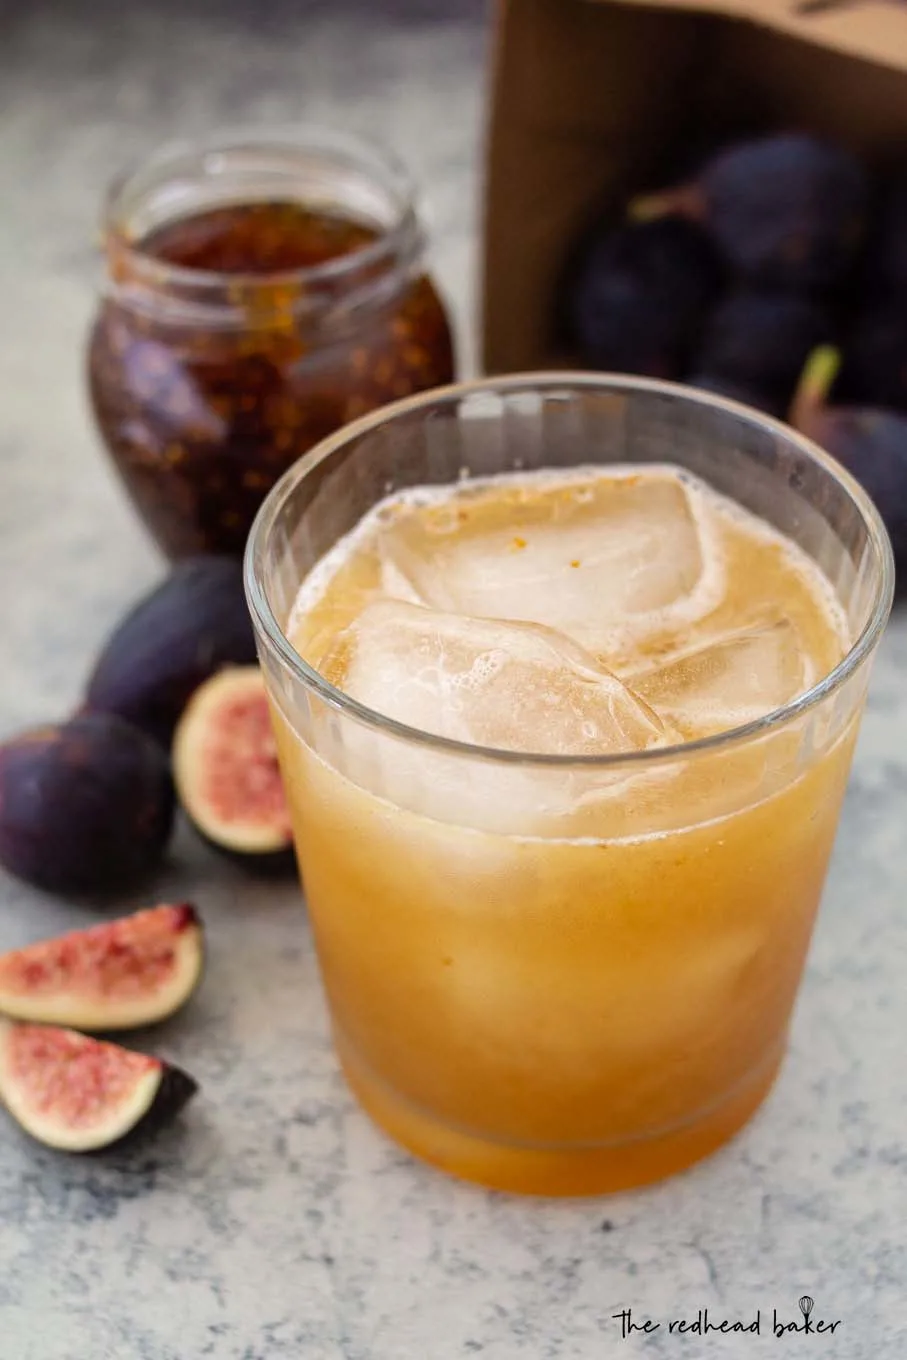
top-left (87, 128), bottom-right (455, 559)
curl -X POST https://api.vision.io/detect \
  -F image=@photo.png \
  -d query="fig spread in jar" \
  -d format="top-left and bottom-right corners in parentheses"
top-left (87, 130), bottom-right (455, 559)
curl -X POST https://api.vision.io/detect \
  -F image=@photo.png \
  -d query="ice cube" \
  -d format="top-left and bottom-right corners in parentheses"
top-left (632, 619), bottom-right (810, 736)
top-left (378, 470), bottom-right (723, 652)
top-left (317, 601), bottom-right (682, 835)
top-left (336, 599), bottom-right (671, 757)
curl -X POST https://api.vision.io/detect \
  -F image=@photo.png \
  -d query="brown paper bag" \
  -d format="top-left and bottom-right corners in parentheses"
top-left (482, 0), bottom-right (907, 374)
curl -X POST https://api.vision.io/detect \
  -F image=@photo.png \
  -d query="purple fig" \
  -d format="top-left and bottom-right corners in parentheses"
top-left (0, 713), bottom-right (174, 895)
top-left (85, 556), bottom-right (257, 749)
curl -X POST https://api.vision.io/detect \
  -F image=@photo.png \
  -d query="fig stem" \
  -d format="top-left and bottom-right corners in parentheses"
top-left (790, 344), bottom-right (841, 432)
top-left (627, 185), bottom-right (702, 224)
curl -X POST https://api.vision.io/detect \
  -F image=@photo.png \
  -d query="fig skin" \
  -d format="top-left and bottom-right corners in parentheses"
top-left (862, 174), bottom-right (907, 302)
top-left (698, 134), bottom-right (868, 290)
top-left (561, 215), bottom-right (724, 377)
top-left (0, 1019), bottom-right (197, 1152)
top-left (835, 306), bottom-right (907, 416)
top-left (173, 666), bottom-right (296, 875)
top-left (0, 713), bottom-right (174, 895)
top-left (793, 347), bottom-right (906, 577)
top-left (802, 406), bottom-right (907, 572)
top-left (691, 290), bottom-right (833, 414)
top-left (0, 904), bottom-right (204, 1031)
top-left (85, 556), bottom-right (257, 749)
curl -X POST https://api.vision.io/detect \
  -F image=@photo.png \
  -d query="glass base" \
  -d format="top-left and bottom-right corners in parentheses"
top-left (338, 1041), bottom-right (785, 1197)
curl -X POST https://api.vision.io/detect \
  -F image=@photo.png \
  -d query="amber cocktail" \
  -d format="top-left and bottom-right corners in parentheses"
top-left (246, 375), bottom-right (891, 1195)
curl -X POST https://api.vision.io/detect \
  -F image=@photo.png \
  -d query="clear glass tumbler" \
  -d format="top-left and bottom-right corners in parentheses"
top-left (245, 374), bottom-right (893, 1196)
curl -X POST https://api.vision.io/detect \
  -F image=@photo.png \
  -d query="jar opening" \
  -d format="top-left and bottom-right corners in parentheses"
top-left (101, 126), bottom-right (424, 331)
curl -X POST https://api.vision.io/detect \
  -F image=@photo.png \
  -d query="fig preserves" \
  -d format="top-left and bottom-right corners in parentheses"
top-left (87, 130), bottom-right (455, 560)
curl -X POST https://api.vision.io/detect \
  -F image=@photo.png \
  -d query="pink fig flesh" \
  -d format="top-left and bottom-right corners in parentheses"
top-left (173, 667), bottom-right (295, 865)
top-left (0, 904), bottom-right (204, 1031)
top-left (0, 1020), bottom-right (197, 1152)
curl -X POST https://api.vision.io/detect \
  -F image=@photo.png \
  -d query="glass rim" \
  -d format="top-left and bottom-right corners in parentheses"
top-left (244, 371), bottom-right (895, 770)
top-left (102, 123), bottom-right (421, 295)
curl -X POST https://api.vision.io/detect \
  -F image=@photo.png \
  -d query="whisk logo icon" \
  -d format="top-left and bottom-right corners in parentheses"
top-left (772, 1293), bottom-right (841, 1336)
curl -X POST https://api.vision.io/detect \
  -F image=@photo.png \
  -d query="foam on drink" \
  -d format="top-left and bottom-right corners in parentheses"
top-left (289, 464), bottom-right (849, 749)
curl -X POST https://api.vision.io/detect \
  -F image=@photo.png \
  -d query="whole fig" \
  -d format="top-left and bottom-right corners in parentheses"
top-left (802, 405), bottom-right (907, 573)
top-left (835, 305), bottom-right (907, 415)
top-left (634, 134), bottom-right (868, 292)
top-left (561, 215), bottom-right (723, 377)
top-left (793, 346), bottom-right (907, 578)
top-left (698, 134), bottom-right (868, 290)
top-left (0, 713), bottom-right (174, 895)
top-left (691, 289), bottom-right (833, 413)
top-left (85, 556), bottom-right (257, 749)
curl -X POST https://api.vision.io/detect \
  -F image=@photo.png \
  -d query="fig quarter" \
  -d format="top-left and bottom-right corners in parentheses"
top-left (0, 904), bottom-right (205, 1031)
top-left (0, 1019), bottom-right (198, 1153)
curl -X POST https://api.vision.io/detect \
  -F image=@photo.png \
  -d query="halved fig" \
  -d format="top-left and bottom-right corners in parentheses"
top-left (0, 1019), bottom-right (197, 1152)
top-left (173, 666), bottom-right (295, 873)
top-left (0, 904), bottom-right (204, 1031)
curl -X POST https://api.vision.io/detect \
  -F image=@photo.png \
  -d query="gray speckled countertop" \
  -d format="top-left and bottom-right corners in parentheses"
top-left (2, 3), bottom-right (906, 1357)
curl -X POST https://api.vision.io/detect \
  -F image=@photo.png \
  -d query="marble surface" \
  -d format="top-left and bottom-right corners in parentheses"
top-left (2, 3), bottom-right (906, 1356)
